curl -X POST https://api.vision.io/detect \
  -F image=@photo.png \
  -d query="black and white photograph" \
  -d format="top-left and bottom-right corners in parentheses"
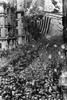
top-left (0, 0), bottom-right (66, 100)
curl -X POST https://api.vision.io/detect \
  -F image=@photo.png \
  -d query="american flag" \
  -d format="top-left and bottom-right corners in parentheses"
top-left (38, 15), bottom-right (51, 35)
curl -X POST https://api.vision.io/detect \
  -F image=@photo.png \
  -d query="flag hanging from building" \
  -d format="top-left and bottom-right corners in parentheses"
top-left (38, 15), bottom-right (51, 35)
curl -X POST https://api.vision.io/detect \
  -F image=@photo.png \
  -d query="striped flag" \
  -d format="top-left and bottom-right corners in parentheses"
top-left (38, 15), bottom-right (51, 35)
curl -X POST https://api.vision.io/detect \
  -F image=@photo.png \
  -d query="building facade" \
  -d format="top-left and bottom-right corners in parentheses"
top-left (0, 1), bottom-right (16, 50)
top-left (16, 0), bottom-right (26, 45)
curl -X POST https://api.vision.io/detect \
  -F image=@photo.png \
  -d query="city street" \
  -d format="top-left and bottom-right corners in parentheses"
top-left (0, 33), bottom-right (65, 100)
top-left (0, 0), bottom-right (64, 100)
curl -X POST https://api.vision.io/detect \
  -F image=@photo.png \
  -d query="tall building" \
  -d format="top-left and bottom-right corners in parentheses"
top-left (0, 1), bottom-right (8, 50)
top-left (16, 0), bottom-right (26, 45)
top-left (0, 1), bottom-right (16, 50)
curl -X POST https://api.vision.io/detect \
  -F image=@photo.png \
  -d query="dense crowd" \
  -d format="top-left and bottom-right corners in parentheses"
top-left (0, 56), bottom-right (64, 100)
top-left (0, 35), bottom-right (65, 100)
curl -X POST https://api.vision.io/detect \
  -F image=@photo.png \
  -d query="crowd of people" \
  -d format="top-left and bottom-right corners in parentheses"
top-left (0, 54), bottom-right (64, 100)
top-left (0, 35), bottom-right (65, 100)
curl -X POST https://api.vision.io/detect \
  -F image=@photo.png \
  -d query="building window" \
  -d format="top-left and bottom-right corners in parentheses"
top-left (16, 14), bottom-right (17, 19)
top-left (27, 1), bottom-right (31, 8)
top-left (16, 21), bottom-right (18, 27)
top-left (16, 29), bottom-right (18, 35)
top-left (0, 43), bottom-right (2, 48)
top-left (7, 8), bottom-right (9, 14)
top-left (8, 24), bottom-right (11, 32)
top-left (0, 28), bottom-right (1, 37)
